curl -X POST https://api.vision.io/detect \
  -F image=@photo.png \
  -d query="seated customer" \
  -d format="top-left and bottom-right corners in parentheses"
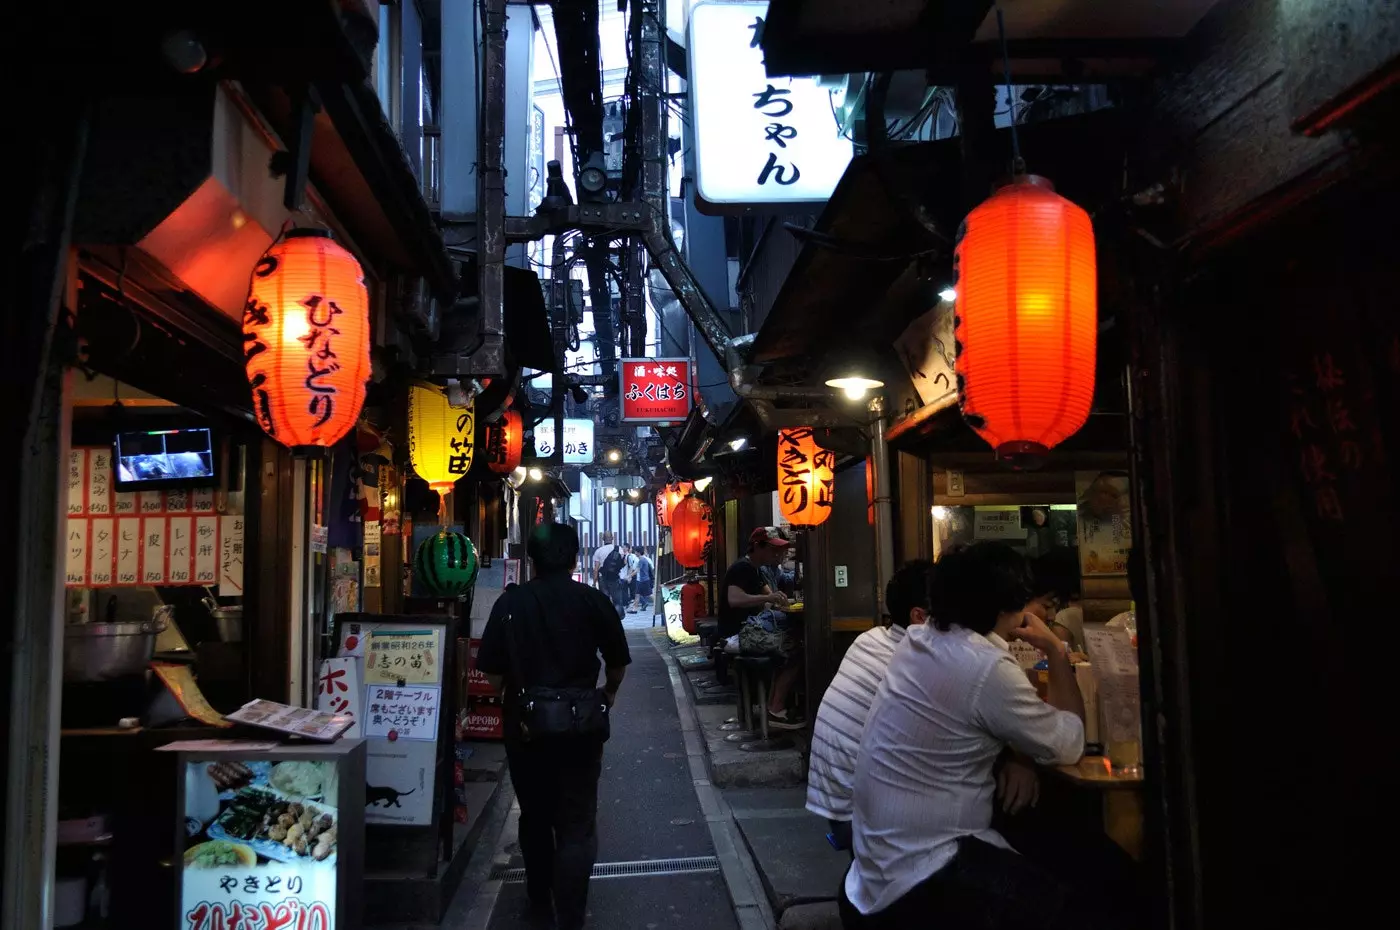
top-left (807, 560), bottom-right (935, 852)
top-left (842, 542), bottom-right (1095, 930)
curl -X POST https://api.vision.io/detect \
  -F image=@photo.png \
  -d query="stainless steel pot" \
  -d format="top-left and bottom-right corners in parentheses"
top-left (63, 607), bottom-right (171, 682)
top-left (201, 594), bottom-right (242, 643)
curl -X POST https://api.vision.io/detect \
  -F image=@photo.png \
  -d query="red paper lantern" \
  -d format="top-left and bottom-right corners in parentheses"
top-left (865, 457), bottom-right (875, 527)
top-left (243, 229), bottom-right (370, 449)
top-left (484, 410), bottom-right (523, 474)
top-left (671, 497), bottom-right (712, 569)
top-left (777, 427), bottom-right (834, 527)
top-left (954, 175), bottom-right (1097, 468)
top-left (655, 481), bottom-right (693, 528)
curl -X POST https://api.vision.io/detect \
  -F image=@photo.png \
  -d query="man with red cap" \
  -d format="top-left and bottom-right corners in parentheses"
top-left (720, 527), bottom-right (804, 730)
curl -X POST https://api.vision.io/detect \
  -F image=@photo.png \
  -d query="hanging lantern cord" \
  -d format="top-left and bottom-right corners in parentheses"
top-left (994, 4), bottom-right (1025, 176)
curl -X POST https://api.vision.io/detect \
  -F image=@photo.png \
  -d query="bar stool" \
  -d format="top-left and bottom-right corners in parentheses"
top-left (731, 656), bottom-right (791, 751)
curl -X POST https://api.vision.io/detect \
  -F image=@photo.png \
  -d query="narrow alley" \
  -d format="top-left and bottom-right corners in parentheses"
top-left (485, 625), bottom-right (743, 930)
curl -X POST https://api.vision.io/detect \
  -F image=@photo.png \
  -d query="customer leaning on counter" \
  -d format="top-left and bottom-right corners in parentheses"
top-left (841, 542), bottom-right (1137, 930)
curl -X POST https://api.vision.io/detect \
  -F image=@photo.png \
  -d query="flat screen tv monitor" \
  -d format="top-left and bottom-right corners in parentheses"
top-left (113, 427), bottom-right (217, 493)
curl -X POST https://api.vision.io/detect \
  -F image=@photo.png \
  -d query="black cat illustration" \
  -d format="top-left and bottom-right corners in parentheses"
top-left (366, 783), bottom-right (416, 808)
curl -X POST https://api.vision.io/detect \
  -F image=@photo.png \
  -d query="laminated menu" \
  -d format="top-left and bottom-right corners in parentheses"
top-left (224, 699), bottom-right (354, 742)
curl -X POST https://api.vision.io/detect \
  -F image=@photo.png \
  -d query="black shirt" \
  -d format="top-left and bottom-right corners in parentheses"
top-left (475, 574), bottom-right (631, 695)
top-left (719, 557), bottom-right (768, 638)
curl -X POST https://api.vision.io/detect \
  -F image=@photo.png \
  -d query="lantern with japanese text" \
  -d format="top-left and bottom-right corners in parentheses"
top-left (408, 382), bottom-right (475, 515)
top-left (777, 427), bottom-right (835, 527)
top-left (671, 497), bottom-right (712, 569)
top-left (655, 481), bottom-right (693, 528)
top-left (243, 229), bottom-right (370, 449)
top-left (954, 175), bottom-right (1097, 468)
top-left (484, 409), bottom-right (523, 474)
top-left (414, 530), bottom-right (479, 598)
top-left (865, 457), bottom-right (876, 527)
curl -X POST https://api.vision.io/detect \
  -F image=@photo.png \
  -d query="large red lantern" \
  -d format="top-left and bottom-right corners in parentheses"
top-left (671, 497), bottom-right (712, 569)
top-left (243, 229), bottom-right (371, 449)
top-left (954, 175), bottom-right (1096, 468)
top-left (655, 481), bottom-right (693, 528)
top-left (777, 427), bottom-right (834, 527)
top-left (484, 410), bottom-right (523, 474)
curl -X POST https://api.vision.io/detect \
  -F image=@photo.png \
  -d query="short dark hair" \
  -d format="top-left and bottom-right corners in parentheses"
top-left (886, 560), bottom-right (934, 628)
top-left (928, 542), bottom-right (1035, 635)
top-left (1031, 548), bottom-right (1081, 603)
top-left (527, 523), bottom-right (580, 574)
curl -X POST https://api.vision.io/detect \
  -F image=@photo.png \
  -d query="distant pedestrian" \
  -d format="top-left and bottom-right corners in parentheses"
top-left (622, 544), bottom-right (641, 611)
top-left (635, 548), bottom-right (654, 612)
top-left (476, 523), bottom-right (631, 930)
top-left (592, 532), bottom-right (627, 615)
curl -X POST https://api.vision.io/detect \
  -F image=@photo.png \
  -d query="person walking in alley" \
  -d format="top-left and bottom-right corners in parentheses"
top-left (592, 532), bottom-right (627, 616)
top-left (476, 523), bottom-right (631, 930)
top-left (634, 546), bottom-right (654, 612)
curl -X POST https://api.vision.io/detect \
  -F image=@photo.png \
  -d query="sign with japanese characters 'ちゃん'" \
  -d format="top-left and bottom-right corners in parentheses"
top-left (688, 1), bottom-right (853, 209)
top-left (620, 359), bottom-right (692, 422)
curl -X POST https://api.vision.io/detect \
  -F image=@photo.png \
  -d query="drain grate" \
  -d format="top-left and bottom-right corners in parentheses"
top-left (490, 856), bottom-right (720, 883)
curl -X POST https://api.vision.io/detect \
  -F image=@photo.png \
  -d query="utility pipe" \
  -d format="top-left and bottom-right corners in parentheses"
top-left (869, 395), bottom-right (896, 619)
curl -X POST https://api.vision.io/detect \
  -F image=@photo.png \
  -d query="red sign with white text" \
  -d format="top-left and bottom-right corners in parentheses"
top-left (619, 358), bottom-right (693, 422)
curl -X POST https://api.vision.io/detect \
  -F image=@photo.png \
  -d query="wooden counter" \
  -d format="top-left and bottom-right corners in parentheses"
top-left (1048, 756), bottom-right (1145, 860)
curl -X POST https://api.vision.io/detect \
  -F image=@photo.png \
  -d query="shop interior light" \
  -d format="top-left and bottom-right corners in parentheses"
top-left (693, 476), bottom-right (713, 492)
top-left (825, 375), bottom-right (885, 401)
top-left (606, 448), bottom-right (623, 463)
top-left (938, 286), bottom-right (958, 303)
top-left (508, 466), bottom-right (528, 488)
top-left (727, 437), bottom-right (748, 452)
top-left (932, 506), bottom-right (949, 520)
top-left (527, 467), bottom-right (545, 482)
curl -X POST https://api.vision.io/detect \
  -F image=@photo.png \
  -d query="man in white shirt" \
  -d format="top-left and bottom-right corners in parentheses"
top-left (591, 533), bottom-right (624, 614)
top-left (806, 560), bottom-right (934, 849)
top-left (842, 542), bottom-right (1095, 930)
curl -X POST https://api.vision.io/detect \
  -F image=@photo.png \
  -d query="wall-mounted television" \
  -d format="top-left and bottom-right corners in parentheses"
top-left (113, 426), bottom-right (217, 493)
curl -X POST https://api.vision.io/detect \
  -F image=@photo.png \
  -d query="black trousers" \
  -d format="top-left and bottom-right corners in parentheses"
top-left (506, 737), bottom-right (605, 930)
top-left (839, 823), bottom-right (1141, 930)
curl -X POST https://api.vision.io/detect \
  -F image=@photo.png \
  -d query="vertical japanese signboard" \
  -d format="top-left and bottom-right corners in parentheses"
top-left (620, 358), bottom-right (693, 423)
top-left (688, 1), bottom-right (853, 210)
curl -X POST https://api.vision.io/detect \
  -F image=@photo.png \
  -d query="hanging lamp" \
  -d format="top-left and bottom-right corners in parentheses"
top-left (953, 5), bottom-right (1097, 469)
top-left (242, 229), bottom-right (370, 450)
top-left (408, 382), bottom-right (476, 518)
top-left (484, 410), bottom-right (523, 475)
top-left (776, 427), bottom-right (835, 527)
top-left (671, 497), bottom-right (713, 569)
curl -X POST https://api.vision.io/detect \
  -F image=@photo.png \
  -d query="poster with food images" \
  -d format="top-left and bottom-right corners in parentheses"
top-left (1076, 471), bottom-right (1133, 576)
top-left (181, 759), bottom-right (339, 930)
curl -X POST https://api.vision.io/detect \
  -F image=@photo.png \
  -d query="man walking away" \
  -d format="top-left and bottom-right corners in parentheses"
top-left (623, 544), bottom-right (641, 611)
top-left (592, 532), bottom-right (626, 615)
top-left (807, 560), bottom-right (934, 853)
top-left (635, 547), bottom-right (654, 612)
top-left (476, 523), bottom-right (631, 930)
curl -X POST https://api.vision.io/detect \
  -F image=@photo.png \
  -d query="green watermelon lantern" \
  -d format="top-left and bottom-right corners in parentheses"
top-left (414, 530), bottom-right (479, 598)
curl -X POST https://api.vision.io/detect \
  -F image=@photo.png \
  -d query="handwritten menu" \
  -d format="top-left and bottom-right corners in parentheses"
top-left (1083, 626), bottom-right (1140, 745)
top-left (363, 628), bottom-right (442, 686)
top-left (64, 513), bottom-right (235, 589)
top-left (219, 516), bottom-right (245, 596)
top-left (63, 448), bottom-right (227, 588)
top-left (362, 685), bottom-right (441, 742)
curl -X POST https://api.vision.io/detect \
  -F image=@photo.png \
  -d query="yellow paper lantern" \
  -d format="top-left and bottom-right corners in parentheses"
top-left (408, 383), bottom-right (476, 492)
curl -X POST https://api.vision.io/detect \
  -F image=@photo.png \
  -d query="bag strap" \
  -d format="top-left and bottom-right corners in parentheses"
top-left (501, 586), bottom-right (528, 695)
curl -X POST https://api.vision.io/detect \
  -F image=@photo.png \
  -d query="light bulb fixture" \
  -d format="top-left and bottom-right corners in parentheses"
top-left (604, 488), bottom-right (621, 501)
top-left (527, 467), bottom-right (545, 482)
top-left (825, 375), bottom-right (885, 401)
top-left (606, 448), bottom-right (623, 464)
top-left (932, 506), bottom-right (949, 520)
top-left (626, 488), bottom-right (642, 501)
top-left (938, 286), bottom-right (958, 303)
top-left (727, 437), bottom-right (748, 452)
top-left (692, 476), bottom-right (713, 492)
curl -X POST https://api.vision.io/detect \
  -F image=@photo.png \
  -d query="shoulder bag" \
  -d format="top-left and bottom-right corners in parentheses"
top-left (503, 585), bottom-right (612, 744)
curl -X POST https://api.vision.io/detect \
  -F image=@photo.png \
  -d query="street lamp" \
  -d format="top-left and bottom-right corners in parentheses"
top-left (527, 467), bottom-right (545, 482)
top-left (727, 437), bottom-right (748, 452)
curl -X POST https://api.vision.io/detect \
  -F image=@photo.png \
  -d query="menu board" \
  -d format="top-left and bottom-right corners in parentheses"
top-left (224, 700), bottom-right (354, 743)
top-left (334, 618), bottom-right (448, 826)
top-left (1075, 471), bottom-right (1132, 576)
top-left (181, 759), bottom-right (340, 930)
top-left (64, 448), bottom-right (232, 588)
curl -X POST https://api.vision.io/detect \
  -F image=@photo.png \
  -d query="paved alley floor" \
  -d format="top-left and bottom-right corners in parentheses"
top-left (486, 626), bottom-right (740, 930)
